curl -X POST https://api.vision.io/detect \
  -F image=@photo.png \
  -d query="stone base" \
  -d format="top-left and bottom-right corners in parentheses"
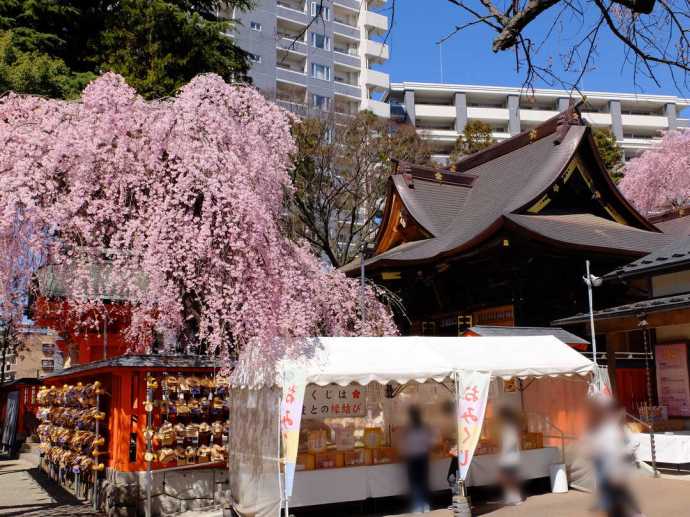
top-left (103, 466), bottom-right (230, 516)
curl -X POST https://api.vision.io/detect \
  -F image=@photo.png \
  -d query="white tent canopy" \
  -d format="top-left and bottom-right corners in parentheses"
top-left (231, 336), bottom-right (595, 388)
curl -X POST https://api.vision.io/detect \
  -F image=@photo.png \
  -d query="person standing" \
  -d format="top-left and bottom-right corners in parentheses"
top-left (497, 405), bottom-right (523, 506)
top-left (586, 396), bottom-right (645, 517)
top-left (401, 405), bottom-right (435, 513)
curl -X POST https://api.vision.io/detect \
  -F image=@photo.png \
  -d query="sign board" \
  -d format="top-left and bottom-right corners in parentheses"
top-left (302, 384), bottom-right (366, 418)
top-left (655, 343), bottom-right (690, 417)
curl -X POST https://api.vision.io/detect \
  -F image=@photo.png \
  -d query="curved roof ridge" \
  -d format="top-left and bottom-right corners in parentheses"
top-left (452, 103), bottom-right (584, 173)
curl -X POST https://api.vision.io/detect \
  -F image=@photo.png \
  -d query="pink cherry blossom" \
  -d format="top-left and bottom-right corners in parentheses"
top-left (0, 73), bottom-right (397, 365)
top-left (619, 130), bottom-right (690, 216)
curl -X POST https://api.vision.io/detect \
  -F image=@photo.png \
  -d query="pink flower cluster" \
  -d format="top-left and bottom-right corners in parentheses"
top-left (619, 130), bottom-right (690, 216)
top-left (0, 73), bottom-right (397, 362)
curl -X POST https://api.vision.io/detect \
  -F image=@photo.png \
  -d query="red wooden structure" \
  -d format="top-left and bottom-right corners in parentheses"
top-left (41, 355), bottom-right (219, 472)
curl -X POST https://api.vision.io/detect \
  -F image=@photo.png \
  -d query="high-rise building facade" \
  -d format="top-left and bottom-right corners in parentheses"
top-left (386, 82), bottom-right (690, 163)
top-left (231, 0), bottom-right (391, 117)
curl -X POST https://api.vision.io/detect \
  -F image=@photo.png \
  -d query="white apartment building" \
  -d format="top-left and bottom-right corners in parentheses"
top-left (386, 82), bottom-right (690, 163)
top-left (232, 0), bottom-right (390, 118)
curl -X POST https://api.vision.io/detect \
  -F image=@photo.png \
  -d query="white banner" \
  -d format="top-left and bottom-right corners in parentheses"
top-left (280, 368), bottom-right (306, 497)
top-left (456, 370), bottom-right (491, 481)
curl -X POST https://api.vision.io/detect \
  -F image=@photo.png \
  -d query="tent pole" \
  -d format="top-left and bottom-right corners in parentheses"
top-left (453, 371), bottom-right (471, 516)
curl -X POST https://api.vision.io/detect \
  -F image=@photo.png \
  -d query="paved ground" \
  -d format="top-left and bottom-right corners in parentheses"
top-left (2, 453), bottom-right (689, 517)
top-left (384, 475), bottom-right (690, 517)
top-left (0, 453), bottom-right (102, 517)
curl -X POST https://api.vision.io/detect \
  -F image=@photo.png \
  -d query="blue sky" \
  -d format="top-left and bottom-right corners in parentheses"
top-left (379, 0), bottom-right (689, 98)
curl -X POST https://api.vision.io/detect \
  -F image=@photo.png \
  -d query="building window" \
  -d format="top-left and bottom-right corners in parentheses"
top-left (250, 21), bottom-right (262, 31)
top-left (41, 359), bottom-right (54, 371)
top-left (42, 343), bottom-right (54, 355)
top-left (311, 2), bottom-right (330, 20)
top-left (311, 33), bottom-right (330, 50)
top-left (311, 63), bottom-right (331, 81)
top-left (312, 94), bottom-right (331, 111)
top-left (248, 53), bottom-right (262, 63)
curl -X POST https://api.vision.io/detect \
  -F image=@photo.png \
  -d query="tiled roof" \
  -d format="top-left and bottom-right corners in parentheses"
top-left (655, 214), bottom-right (690, 237)
top-left (506, 213), bottom-right (676, 254)
top-left (552, 293), bottom-right (690, 326)
top-left (342, 106), bottom-right (663, 273)
top-left (42, 354), bottom-right (220, 378)
top-left (344, 128), bottom-right (583, 271)
top-left (391, 173), bottom-right (471, 236)
top-left (465, 325), bottom-right (588, 345)
top-left (603, 236), bottom-right (690, 280)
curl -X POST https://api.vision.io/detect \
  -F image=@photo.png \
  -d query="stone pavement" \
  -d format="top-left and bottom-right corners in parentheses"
top-left (2, 455), bottom-right (688, 517)
top-left (384, 475), bottom-right (690, 517)
top-left (0, 453), bottom-right (102, 517)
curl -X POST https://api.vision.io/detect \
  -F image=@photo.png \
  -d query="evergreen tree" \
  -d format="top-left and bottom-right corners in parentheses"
top-left (449, 119), bottom-right (494, 163)
top-left (0, 1), bottom-right (251, 99)
top-left (593, 128), bottom-right (624, 183)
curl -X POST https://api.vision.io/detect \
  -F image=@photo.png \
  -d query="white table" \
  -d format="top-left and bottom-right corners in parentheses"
top-left (634, 431), bottom-right (690, 464)
top-left (289, 447), bottom-right (560, 508)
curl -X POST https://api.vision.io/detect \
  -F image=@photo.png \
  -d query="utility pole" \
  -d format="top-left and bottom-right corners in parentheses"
top-left (360, 242), bottom-right (367, 323)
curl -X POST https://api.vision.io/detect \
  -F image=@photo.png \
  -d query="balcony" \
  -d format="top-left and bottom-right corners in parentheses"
top-left (621, 114), bottom-right (670, 129)
top-left (363, 39), bottom-right (389, 64)
top-left (334, 3), bottom-right (359, 28)
top-left (276, 49), bottom-right (306, 72)
top-left (364, 10), bottom-right (388, 35)
top-left (334, 65), bottom-right (359, 86)
top-left (277, 1), bottom-right (308, 24)
top-left (466, 106), bottom-right (509, 123)
top-left (362, 98), bottom-right (390, 118)
top-left (416, 104), bottom-right (456, 121)
top-left (277, 18), bottom-right (307, 46)
top-left (276, 81), bottom-right (307, 106)
top-left (334, 82), bottom-right (362, 99)
top-left (364, 68), bottom-right (389, 91)
top-left (519, 109), bottom-right (557, 123)
top-left (277, 0), bottom-right (306, 13)
top-left (417, 128), bottom-right (458, 144)
top-left (333, 20), bottom-right (360, 39)
top-left (333, 0), bottom-right (360, 11)
top-left (581, 112), bottom-right (612, 127)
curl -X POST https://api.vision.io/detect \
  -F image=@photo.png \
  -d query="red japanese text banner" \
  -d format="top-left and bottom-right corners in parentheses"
top-left (280, 368), bottom-right (306, 497)
top-left (456, 370), bottom-right (491, 481)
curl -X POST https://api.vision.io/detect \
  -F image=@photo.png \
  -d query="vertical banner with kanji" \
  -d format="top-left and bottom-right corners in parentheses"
top-left (456, 370), bottom-right (491, 481)
top-left (280, 367), bottom-right (306, 497)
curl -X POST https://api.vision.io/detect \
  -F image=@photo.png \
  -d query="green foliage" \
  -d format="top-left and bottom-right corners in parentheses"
top-left (0, 0), bottom-right (251, 99)
top-left (592, 128), bottom-right (624, 183)
top-left (0, 32), bottom-right (94, 99)
top-left (449, 119), bottom-right (494, 163)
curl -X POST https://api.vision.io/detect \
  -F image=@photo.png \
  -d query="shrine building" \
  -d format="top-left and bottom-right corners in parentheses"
top-left (343, 105), bottom-right (677, 337)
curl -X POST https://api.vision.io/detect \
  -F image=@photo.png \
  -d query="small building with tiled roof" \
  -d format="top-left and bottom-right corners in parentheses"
top-left (553, 237), bottom-right (690, 417)
top-left (650, 207), bottom-right (690, 237)
top-left (462, 325), bottom-right (589, 351)
top-left (343, 104), bottom-right (676, 336)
